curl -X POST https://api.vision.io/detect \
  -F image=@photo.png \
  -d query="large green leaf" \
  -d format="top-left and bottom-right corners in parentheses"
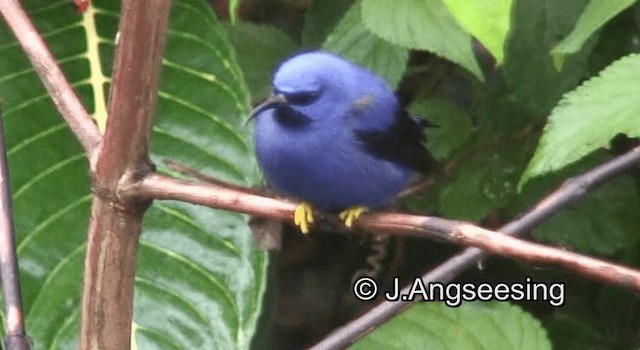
top-left (409, 99), bottom-right (474, 161)
top-left (353, 302), bottom-right (551, 349)
top-left (544, 312), bottom-right (605, 349)
top-left (433, 133), bottom-right (536, 222)
top-left (516, 152), bottom-right (640, 256)
top-left (531, 174), bottom-right (640, 255)
top-left (551, 0), bottom-right (637, 69)
top-left (0, 0), bottom-right (267, 348)
top-left (322, 2), bottom-right (408, 89)
top-left (442, 0), bottom-right (512, 64)
top-left (543, 281), bottom-right (640, 349)
top-left (360, 0), bottom-right (483, 80)
top-left (225, 22), bottom-right (298, 104)
top-left (301, 0), bottom-right (354, 48)
top-left (503, 0), bottom-right (593, 116)
top-left (521, 53), bottom-right (640, 184)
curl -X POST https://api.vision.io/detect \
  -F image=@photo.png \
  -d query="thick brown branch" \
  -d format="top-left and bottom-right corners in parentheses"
top-left (0, 0), bottom-right (100, 155)
top-left (136, 172), bottom-right (640, 292)
top-left (139, 173), bottom-right (296, 219)
top-left (455, 223), bottom-right (640, 287)
top-left (80, 1), bottom-right (171, 349)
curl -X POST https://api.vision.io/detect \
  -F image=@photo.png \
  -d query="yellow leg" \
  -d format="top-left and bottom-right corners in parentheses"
top-left (339, 206), bottom-right (368, 228)
top-left (294, 202), bottom-right (315, 234)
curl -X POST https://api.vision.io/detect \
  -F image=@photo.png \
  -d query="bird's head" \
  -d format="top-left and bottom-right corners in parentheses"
top-left (250, 51), bottom-right (364, 127)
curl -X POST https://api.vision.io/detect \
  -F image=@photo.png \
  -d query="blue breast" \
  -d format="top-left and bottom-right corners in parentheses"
top-left (253, 108), bottom-right (412, 211)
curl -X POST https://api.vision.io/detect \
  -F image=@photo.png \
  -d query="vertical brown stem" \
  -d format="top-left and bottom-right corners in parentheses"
top-left (80, 203), bottom-right (144, 350)
top-left (79, 1), bottom-right (171, 349)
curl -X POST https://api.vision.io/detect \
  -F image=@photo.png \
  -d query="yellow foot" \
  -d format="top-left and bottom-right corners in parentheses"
top-left (339, 206), bottom-right (368, 228)
top-left (294, 202), bottom-right (315, 234)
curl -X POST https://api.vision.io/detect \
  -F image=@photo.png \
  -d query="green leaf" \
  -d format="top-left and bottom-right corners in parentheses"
top-left (503, 0), bottom-right (593, 116)
top-left (517, 152), bottom-right (640, 255)
top-left (323, 2), bottom-right (408, 89)
top-left (353, 302), bottom-right (551, 350)
top-left (302, 0), bottom-right (354, 48)
top-left (531, 176), bottom-right (640, 255)
top-left (409, 99), bottom-right (474, 161)
top-left (225, 22), bottom-right (298, 104)
top-left (543, 313), bottom-right (605, 349)
top-left (594, 287), bottom-right (640, 348)
top-left (551, 0), bottom-right (636, 70)
top-left (442, 0), bottom-right (512, 64)
top-left (360, 0), bottom-right (483, 80)
top-left (0, 0), bottom-right (267, 348)
top-left (543, 284), bottom-right (640, 349)
top-left (437, 135), bottom-right (535, 222)
top-left (521, 53), bottom-right (640, 184)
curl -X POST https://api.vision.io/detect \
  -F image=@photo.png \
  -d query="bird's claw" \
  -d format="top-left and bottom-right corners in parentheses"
top-left (294, 202), bottom-right (315, 234)
top-left (339, 206), bottom-right (368, 228)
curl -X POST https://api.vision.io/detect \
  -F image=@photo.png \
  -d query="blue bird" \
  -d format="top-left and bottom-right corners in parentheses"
top-left (251, 50), bottom-right (434, 233)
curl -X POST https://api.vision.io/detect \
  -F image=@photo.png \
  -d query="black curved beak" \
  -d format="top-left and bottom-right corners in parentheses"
top-left (245, 93), bottom-right (288, 126)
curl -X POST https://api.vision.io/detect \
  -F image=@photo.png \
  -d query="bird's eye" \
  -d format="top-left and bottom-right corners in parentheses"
top-left (285, 92), bottom-right (319, 106)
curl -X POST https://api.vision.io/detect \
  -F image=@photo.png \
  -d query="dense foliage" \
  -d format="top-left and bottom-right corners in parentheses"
top-left (0, 0), bottom-right (639, 348)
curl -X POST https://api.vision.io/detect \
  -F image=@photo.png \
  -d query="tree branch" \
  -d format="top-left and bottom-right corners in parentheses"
top-left (310, 145), bottom-right (640, 349)
top-left (79, 1), bottom-right (170, 349)
top-left (0, 108), bottom-right (31, 350)
top-left (0, 0), bottom-right (100, 155)
top-left (135, 146), bottom-right (640, 292)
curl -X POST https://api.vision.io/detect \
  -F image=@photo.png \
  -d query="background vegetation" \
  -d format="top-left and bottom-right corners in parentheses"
top-left (0, 0), bottom-right (639, 348)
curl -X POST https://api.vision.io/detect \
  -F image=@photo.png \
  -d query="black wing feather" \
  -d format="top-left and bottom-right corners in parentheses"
top-left (355, 109), bottom-right (436, 174)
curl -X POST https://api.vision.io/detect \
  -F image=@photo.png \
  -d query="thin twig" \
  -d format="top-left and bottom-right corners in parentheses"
top-left (164, 159), bottom-right (262, 194)
top-left (0, 108), bottom-right (31, 350)
top-left (80, 1), bottom-right (170, 349)
top-left (310, 145), bottom-right (640, 350)
top-left (0, 0), bottom-right (100, 155)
